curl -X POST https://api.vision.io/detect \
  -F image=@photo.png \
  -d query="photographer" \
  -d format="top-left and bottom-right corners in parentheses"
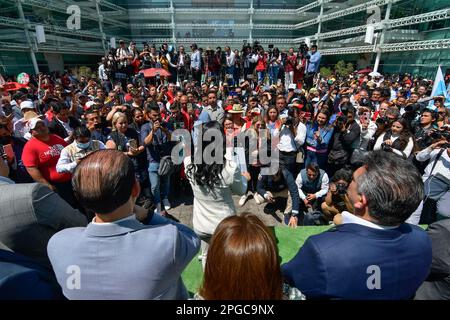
top-left (304, 44), bottom-right (321, 90)
top-left (374, 118), bottom-right (414, 159)
top-left (321, 169), bottom-right (353, 223)
top-left (141, 105), bottom-right (173, 215)
top-left (85, 110), bottom-right (110, 143)
top-left (328, 104), bottom-right (360, 175)
top-left (140, 43), bottom-right (153, 69)
top-left (408, 138), bottom-right (450, 225)
top-left (413, 109), bottom-right (439, 151)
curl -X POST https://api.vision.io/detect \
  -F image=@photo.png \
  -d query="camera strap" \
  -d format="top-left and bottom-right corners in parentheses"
top-left (429, 148), bottom-right (445, 177)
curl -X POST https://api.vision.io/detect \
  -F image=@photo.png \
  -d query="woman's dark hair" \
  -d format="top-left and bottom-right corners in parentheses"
top-left (388, 117), bottom-right (411, 151)
top-left (72, 150), bottom-right (135, 214)
top-left (199, 214), bottom-right (283, 300)
top-left (186, 121), bottom-right (226, 190)
top-left (73, 126), bottom-right (91, 139)
top-left (265, 106), bottom-right (279, 122)
top-left (224, 113), bottom-right (234, 122)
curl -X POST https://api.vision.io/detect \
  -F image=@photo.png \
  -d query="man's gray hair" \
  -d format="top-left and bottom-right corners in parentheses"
top-left (356, 151), bottom-right (424, 226)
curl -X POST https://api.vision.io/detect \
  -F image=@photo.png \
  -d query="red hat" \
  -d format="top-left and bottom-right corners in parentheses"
top-left (224, 104), bottom-right (233, 112)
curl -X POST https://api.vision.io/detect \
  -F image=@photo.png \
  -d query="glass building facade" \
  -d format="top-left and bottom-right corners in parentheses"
top-left (0, 0), bottom-right (449, 77)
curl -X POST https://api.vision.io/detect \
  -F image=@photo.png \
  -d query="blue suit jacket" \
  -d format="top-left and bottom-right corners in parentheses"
top-left (47, 214), bottom-right (200, 300)
top-left (282, 223), bottom-right (432, 300)
top-left (0, 248), bottom-right (63, 299)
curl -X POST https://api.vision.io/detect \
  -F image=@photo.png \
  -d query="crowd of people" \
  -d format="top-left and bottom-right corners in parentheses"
top-left (0, 40), bottom-right (450, 300)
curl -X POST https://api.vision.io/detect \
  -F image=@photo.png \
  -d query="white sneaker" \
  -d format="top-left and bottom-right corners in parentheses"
top-left (163, 198), bottom-right (171, 211)
top-left (254, 193), bottom-right (265, 205)
top-left (239, 194), bottom-right (249, 207)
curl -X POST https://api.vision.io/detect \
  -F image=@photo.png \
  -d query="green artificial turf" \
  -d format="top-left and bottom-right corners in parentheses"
top-left (181, 224), bottom-right (429, 295)
top-left (181, 225), bottom-right (332, 295)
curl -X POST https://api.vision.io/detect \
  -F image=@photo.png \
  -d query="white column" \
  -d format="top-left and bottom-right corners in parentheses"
top-left (373, 0), bottom-right (393, 73)
top-left (249, 0), bottom-right (254, 44)
top-left (317, 0), bottom-right (324, 47)
top-left (95, 0), bottom-right (107, 54)
top-left (16, 0), bottom-right (39, 74)
top-left (170, 0), bottom-right (176, 44)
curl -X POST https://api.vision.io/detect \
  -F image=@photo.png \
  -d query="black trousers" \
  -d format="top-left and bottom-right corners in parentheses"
top-left (304, 72), bottom-right (316, 90)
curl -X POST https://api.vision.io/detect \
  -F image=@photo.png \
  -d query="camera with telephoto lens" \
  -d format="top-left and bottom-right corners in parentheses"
top-left (336, 183), bottom-right (347, 195)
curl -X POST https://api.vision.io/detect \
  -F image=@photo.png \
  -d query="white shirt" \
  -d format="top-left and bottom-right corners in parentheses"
top-left (374, 132), bottom-right (414, 158)
top-left (273, 122), bottom-right (306, 153)
top-left (178, 53), bottom-right (185, 66)
top-left (57, 118), bottom-right (74, 142)
top-left (13, 118), bottom-right (31, 139)
top-left (341, 211), bottom-right (398, 230)
top-left (416, 147), bottom-right (450, 182)
top-left (295, 171), bottom-right (329, 200)
top-left (56, 140), bottom-right (106, 173)
top-left (92, 214), bottom-right (136, 225)
top-left (98, 64), bottom-right (108, 81)
top-left (226, 51), bottom-right (236, 67)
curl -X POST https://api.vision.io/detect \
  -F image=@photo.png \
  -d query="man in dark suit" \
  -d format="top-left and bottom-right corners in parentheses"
top-left (415, 219), bottom-right (450, 300)
top-left (47, 101), bottom-right (80, 142)
top-left (0, 242), bottom-right (63, 299)
top-left (282, 151), bottom-right (432, 300)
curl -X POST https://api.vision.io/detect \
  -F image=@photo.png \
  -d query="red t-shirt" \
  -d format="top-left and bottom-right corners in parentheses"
top-left (22, 134), bottom-right (71, 183)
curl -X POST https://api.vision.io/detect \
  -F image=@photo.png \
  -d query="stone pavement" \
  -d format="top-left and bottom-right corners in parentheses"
top-left (167, 192), bottom-right (289, 228)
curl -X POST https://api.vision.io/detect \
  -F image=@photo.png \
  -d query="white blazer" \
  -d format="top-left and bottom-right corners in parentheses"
top-left (184, 154), bottom-right (246, 235)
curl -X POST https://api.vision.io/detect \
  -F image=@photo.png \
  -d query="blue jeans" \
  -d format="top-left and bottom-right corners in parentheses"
top-left (226, 66), bottom-right (235, 86)
top-left (280, 153), bottom-right (300, 215)
top-left (269, 66), bottom-right (280, 85)
top-left (305, 151), bottom-right (328, 171)
top-left (148, 162), bottom-right (171, 205)
top-left (257, 71), bottom-right (265, 84)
